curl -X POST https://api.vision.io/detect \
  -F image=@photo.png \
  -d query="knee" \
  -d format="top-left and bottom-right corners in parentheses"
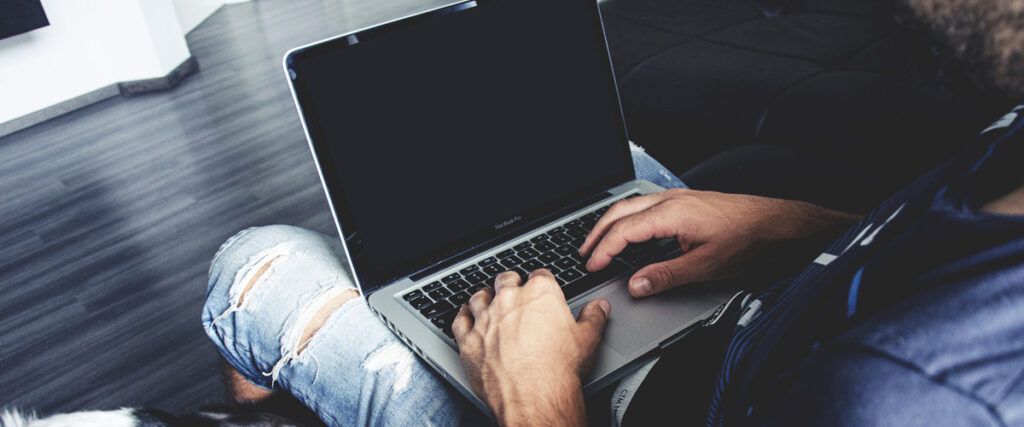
top-left (210, 225), bottom-right (308, 273)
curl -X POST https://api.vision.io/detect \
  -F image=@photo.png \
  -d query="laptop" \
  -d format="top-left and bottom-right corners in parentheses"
top-left (282, 0), bottom-right (732, 417)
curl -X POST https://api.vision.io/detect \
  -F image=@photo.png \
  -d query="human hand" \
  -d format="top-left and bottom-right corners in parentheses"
top-left (452, 270), bottom-right (610, 426)
top-left (580, 189), bottom-right (860, 297)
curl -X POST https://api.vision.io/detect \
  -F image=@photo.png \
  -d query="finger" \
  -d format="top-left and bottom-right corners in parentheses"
top-left (575, 298), bottom-right (611, 353)
top-left (628, 245), bottom-right (717, 297)
top-left (586, 202), bottom-right (682, 271)
top-left (493, 271), bottom-right (522, 292)
top-left (579, 194), bottom-right (662, 256)
top-left (526, 268), bottom-right (556, 281)
top-left (468, 286), bottom-right (493, 317)
top-left (524, 268), bottom-right (562, 297)
top-left (452, 305), bottom-right (473, 343)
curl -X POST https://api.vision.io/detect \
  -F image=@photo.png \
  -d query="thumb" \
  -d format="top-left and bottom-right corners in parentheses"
top-left (576, 298), bottom-right (611, 339)
top-left (629, 246), bottom-right (717, 297)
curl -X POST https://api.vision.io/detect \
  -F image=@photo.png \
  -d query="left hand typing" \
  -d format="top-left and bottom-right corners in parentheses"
top-left (452, 270), bottom-right (611, 426)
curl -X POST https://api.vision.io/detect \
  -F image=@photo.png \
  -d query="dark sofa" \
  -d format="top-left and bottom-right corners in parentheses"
top-left (598, 0), bottom-right (1009, 212)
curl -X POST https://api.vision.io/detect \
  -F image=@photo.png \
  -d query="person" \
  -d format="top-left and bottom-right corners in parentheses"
top-left (202, 0), bottom-right (1024, 425)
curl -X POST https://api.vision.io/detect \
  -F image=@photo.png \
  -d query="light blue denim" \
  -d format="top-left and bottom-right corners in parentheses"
top-left (202, 146), bottom-right (687, 426)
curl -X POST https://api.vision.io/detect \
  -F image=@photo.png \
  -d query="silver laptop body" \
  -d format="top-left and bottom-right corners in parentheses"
top-left (283, 0), bottom-right (730, 418)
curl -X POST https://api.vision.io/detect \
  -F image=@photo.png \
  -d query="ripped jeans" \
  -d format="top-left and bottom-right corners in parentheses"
top-left (202, 145), bottom-right (687, 426)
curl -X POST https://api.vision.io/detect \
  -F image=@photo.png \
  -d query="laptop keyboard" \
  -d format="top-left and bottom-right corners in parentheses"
top-left (401, 194), bottom-right (680, 339)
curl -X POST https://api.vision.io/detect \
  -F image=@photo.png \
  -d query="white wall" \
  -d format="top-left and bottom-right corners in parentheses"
top-left (172, 0), bottom-right (222, 34)
top-left (173, 0), bottom-right (252, 34)
top-left (0, 0), bottom-right (191, 126)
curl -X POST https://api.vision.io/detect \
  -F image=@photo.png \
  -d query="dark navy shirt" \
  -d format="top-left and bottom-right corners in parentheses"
top-left (704, 105), bottom-right (1024, 426)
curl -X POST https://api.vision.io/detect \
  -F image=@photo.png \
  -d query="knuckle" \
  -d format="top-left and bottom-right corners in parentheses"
top-left (469, 290), bottom-right (488, 304)
top-left (653, 267), bottom-right (677, 287)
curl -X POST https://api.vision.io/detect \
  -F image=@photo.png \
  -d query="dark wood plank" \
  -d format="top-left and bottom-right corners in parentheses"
top-left (0, 0), bottom-right (452, 414)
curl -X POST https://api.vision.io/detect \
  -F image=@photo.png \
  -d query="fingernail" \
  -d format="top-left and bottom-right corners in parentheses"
top-left (598, 299), bottom-right (611, 316)
top-left (632, 278), bottom-right (651, 296)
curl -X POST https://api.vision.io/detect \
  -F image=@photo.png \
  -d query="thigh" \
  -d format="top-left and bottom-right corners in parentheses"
top-left (203, 225), bottom-right (487, 426)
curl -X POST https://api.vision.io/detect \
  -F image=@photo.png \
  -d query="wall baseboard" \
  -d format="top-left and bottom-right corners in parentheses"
top-left (119, 56), bottom-right (198, 95)
top-left (0, 55), bottom-right (199, 138)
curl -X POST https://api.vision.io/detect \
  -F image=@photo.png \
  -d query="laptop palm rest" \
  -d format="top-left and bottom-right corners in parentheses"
top-left (570, 278), bottom-right (724, 356)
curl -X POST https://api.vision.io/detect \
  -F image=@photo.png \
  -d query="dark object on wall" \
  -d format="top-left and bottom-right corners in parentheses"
top-left (0, 0), bottom-right (49, 40)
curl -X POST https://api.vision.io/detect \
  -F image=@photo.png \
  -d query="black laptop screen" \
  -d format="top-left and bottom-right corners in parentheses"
top-left (288, 0), bottom-right (633, 291)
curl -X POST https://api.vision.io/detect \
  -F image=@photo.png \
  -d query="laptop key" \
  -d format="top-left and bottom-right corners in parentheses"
top-left (424, 281), bottom-right (444, 291)
top-left (517, 248), bottom-right (540, 259)
top-left (531, 235), bottom-right (549, 243)
top-left (448, 291), bottom-right (471, 306)
top-left (478, 257), bottom-right (498, 266)
top-left (551, 234), bottom-right (572, 244)
top-left (421, 300), bottom-right (454, 318)
top-left (483, 264), bottom-right (503, 275)
top-left (402, 290), bottom-right (423, 301)
top-left (547, 226), bottom-right (565, 236)
top-left (574, 264), bottom-right (590, 275)
top-left (429, 288), bottom-right (452, 300)
top-left (538, 252), bottom-right (560, 263)
top-left (467, 283), bottom-right (488, 295)
top-left (497, 249), bottom-right (516, 259)
top-left (554, 257), bottom-right (577, 270)
top-left (535, 241), bottom-right (556, 252)
top-left (521, 259), bottom-right (544, 271)
top-left (555, 245), bottom-right (576, 256)
top-left (561, 260), bottom-right (630, 300)
top-left (431, 311), bottom-right (457, 338)
top-left (557, 269), bottom-right (583, 282)
top-left (460, 265), bottom-right (479, 275)
top-left (448, 279), bottom-right (470, 291)
top-left (567, 219), bottom-right (584, 228)
top-left (465, 271), bottom-right (488, 283)
top-left (513, 242), bottom-right (532, 251)
top-left (545, 265), bottom-right (561, 274)
top-left (409, 296), bottom-right (433, 310)
top-left (565, 226), bottom-right (588, 238)
top-left (441, 273), bottom-right (461, 283)
top-left (500, 256), bottom-right (523, 268)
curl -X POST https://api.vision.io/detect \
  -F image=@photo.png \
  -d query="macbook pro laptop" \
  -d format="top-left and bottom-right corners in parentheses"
top-left (283, 0), bottom-right (732, 417)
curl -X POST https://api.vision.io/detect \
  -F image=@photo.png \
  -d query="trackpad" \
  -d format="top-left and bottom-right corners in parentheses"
top-left (572, 282), bottom-right (721, 355)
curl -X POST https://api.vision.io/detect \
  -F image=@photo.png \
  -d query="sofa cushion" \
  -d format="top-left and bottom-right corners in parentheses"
top-left (600, 0), bottom-right (763, 36)
top-left (702, 13), bottom-right (893, 63)
top-left (600, 0), bottom-right (1001, 197)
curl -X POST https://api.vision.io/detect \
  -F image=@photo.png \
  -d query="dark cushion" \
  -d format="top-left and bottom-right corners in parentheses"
top-left (599, 0), bottom-right (1005, 201)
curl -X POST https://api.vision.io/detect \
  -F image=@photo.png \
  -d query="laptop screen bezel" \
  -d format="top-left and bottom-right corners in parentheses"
top-left (284, 0), bottom-right (635, 294)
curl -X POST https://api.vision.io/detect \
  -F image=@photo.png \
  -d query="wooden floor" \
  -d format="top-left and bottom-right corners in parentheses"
top-left (0, 0), bottom-right (452, 415)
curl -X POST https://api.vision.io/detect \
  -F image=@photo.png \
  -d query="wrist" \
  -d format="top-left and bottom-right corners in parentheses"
top-left (757, 199), bottom-right (860, 243)
top-left (491, 370), bottom-right (586, 427)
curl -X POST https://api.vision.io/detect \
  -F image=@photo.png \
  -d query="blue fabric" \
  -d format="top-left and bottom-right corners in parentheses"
top-left (201, 148), bottom-right (686, 426)
top-left (708, 105), bottom-right (1024, 426)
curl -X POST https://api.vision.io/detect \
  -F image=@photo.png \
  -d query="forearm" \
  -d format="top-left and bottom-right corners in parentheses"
top-left (742, 199), bottom-right (862, 283)
top-left (755, 198), bottom-right (862, 244)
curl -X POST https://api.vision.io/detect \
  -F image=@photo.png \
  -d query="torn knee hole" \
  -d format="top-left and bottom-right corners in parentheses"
top-left (296, 288), bottom-right (359, 355)
top-left (236, 255), bottom-right (281, 307)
